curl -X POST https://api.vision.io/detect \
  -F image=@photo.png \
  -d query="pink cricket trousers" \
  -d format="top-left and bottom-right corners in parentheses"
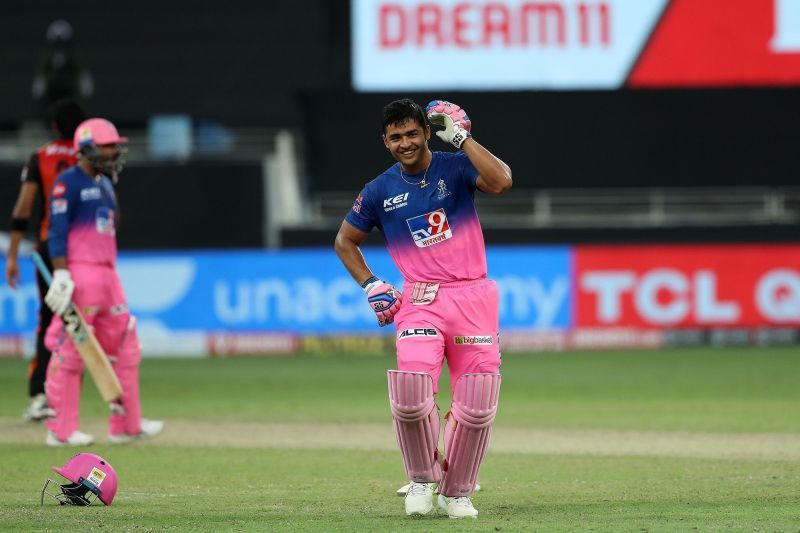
top-left (45, 262), bottom-right (143, 440)
top-left (393, 279), bottom-right (501, 394)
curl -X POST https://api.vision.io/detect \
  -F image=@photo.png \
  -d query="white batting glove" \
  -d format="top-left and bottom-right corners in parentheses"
top-left (45, 269), bottom-right (75, 316)
top-left (426, 100), bottom-right (472, 149)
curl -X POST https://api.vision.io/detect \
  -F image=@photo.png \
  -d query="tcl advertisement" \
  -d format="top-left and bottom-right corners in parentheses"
top-left (352, 0), bottom-right (800, 90)
top-left (576, 244), bottom-right (800, 328)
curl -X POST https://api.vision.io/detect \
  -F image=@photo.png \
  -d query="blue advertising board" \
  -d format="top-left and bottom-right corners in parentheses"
top-left (0, 246), bottom-right (572, 338)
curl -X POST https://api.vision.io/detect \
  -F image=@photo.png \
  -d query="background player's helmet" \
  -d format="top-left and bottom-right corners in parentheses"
top-left (74, 117), bottom-right (128, 177)
top-left (41, 453), bottom-right (118, 506)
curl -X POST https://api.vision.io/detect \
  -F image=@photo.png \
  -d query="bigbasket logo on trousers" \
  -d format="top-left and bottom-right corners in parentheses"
top-left (454, 335), bottom-right (494, 345)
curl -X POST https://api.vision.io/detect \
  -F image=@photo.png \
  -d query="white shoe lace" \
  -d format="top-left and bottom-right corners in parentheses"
top-left (407, 483), bottom-right (431, 496)
top-left (452, 497), bottom-right (474, 509)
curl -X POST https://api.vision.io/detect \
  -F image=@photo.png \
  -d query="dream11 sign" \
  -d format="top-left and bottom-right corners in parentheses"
top-left (355, 0), bottom-right (800, 90)
top-left (352, 0), bottom-right (669, 90)
top-left (377, 2), bottom-right (611, 49)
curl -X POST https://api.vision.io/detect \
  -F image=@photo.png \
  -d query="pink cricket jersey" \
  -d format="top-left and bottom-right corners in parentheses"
top-left (346, 151), bottom-right (486, 283)
top-left (48, 165), bottom-right (117, 267)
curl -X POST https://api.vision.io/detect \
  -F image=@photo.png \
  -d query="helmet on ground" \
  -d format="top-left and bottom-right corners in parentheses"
top-left (74, 118), bottom-right (128, 177)
top-left (41, 453), bottom-right (118, 506)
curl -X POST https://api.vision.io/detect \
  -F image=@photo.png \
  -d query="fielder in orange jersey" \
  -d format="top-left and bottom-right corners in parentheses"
top-left (6, 99), bottom-right (85, 422)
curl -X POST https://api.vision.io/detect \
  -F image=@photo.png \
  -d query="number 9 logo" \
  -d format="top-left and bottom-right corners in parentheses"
top-left (427, 211), bottom-right (446, 234)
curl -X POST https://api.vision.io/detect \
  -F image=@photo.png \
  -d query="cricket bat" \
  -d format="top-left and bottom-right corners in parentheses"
top-left (32, 252), bottom-right (123, 403)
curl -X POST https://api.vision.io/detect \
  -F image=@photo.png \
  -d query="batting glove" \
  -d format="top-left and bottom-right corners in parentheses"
top-left (362, 276), bottom-right (402, 327)
top-left (44, 269), bottom-right (75, 316)
top-left (426, 100), bottom-right (472, 149)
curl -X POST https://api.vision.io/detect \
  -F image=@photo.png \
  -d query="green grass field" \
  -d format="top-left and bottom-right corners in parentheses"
top-left (1, 347), bottom-right (799, 531)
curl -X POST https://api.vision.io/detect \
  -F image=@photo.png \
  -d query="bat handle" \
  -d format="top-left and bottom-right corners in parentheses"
top-left (31, 251), bottom-right (53, 285)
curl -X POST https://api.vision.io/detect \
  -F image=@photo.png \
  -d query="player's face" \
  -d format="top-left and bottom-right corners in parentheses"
top-left (96, 144), bottom-right (120, 162)
top-left (383, 119), bottom-right (430, 170)
top-left (87, 144), bottom-right (126, 177)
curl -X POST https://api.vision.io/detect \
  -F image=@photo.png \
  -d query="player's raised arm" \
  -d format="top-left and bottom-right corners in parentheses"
top-left (426, 100), bottom-right (512, 195)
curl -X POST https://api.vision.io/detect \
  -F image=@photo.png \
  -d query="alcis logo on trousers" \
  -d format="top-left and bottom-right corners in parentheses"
top-left (398, 328), bottom-right (438, 339)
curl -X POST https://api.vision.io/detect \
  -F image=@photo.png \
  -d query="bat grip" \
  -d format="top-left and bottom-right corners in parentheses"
top-left (31, 251), bottom-right (53, 286)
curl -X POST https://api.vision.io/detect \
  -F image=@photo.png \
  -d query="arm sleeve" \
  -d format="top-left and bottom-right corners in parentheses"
top-left (21, 153), bottom-right (41, 185)
top-left (47, 178), bottom-right (75, 259)
top-left (455, 151), bottom-right (480, 191)
top-left (344, 184), bottom-right (378, 233)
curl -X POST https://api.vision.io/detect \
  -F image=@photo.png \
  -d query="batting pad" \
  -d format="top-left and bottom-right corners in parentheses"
top-left (388, 370), bottom-right (443, 483)
top-left (438, 373), bottom-right (501, 497)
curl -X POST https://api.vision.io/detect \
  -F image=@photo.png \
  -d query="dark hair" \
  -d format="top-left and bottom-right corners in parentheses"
top-left (49, 98), bottom-right (87, 139)
top-left (381, 98), bottom-right (427, 133)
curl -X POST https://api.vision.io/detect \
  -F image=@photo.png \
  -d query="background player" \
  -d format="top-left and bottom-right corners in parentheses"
top-left (43, 117), bottom-right (163, 446)
top-left (334, 98), bottom-right (512, 518)
top-left (6, 99), bottom-right (86, 422)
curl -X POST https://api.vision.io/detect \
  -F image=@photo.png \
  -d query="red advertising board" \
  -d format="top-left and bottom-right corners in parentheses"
top-left (629, 0), bottom-right (800, 87)
top-left (575, 244), bottom-right (800, 328)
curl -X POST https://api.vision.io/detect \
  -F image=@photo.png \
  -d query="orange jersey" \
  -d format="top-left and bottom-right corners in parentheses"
top-left (21, 139), bottom-right (79, 242)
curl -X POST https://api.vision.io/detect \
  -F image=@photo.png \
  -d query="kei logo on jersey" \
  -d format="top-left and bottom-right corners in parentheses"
top-left (406, 208), bottom-right (453, 248)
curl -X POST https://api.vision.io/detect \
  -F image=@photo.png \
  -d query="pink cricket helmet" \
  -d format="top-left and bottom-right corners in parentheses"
top-left (73, 118), bottom-right (128, 150)
top-left (47, 453), bottom-right (119, 506)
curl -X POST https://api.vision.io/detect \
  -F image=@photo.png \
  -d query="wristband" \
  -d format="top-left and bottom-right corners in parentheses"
top-left (361, 275), bottom-right (380, 294)
top-left (451, 128), bottom-right (471, 149)
top-left (11, 217), bottom-right (28, 231)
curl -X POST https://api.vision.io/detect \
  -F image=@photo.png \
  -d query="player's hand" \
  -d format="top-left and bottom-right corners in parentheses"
top-left (363, 277), bottom-right (402, 327)
top-left (45, 269), bottom-right (75, 316)
top-left (426, 100), bottom-right (472, 149)
top-left (5, 256), bottom-right (19, 289)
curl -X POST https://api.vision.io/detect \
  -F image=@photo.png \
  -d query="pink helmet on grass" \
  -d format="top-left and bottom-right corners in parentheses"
top-left (41, 453), bottom-right (118, 506)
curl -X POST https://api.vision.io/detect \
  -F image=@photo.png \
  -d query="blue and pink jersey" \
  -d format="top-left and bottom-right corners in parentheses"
top-left (48, 165), bottom-right (117, 267)
top-left (346, 151), bottom-right (486, 283)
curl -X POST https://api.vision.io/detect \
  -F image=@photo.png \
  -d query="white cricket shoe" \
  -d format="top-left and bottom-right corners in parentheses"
top-left (108, 418), bottom-right (165, 444)
top-left (23, 393), bottom-right (55, 422)
top-left (46, 430), bottom-right (95, 447)
top-left (438, 494), bottom-right (478, 519)
top-left (404, 482), bottom-right (436, 516)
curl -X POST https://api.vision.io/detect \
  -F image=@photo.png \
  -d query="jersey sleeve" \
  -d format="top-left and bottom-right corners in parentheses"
top-left (47, 177), bottom-right (76, 259)
top-left (20, 152), bottom-right (41, 185)
top-left (344, 184), bottom-right (379, 233)
top-left (455, 151), bottom-right (480, 190)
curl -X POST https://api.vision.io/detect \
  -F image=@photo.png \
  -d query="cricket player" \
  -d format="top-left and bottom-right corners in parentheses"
top-left (43, 117), bottom-right (163, 446)
top-left (6, 99), bottom-right (85, 422)
top-left (334, 99), bottom-right (511, 518)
